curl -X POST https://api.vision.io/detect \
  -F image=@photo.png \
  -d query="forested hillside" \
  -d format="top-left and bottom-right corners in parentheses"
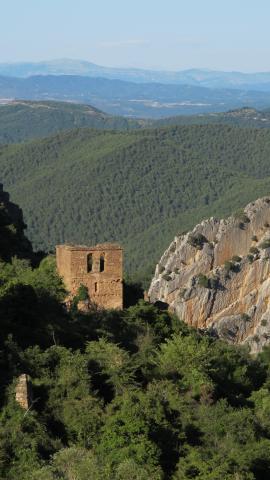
top-left (2, 124), bottom-right (270, 282)
top-left (2, 101), bottom-right (270, 145)
top-left (156, 107), bottom-right (270, 128)
top-left (1, 190), bottom-right (270, 479)
top-left (0, 101), bottom-right (141, 143)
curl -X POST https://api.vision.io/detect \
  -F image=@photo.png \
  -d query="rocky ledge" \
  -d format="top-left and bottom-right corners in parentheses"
top-left (148, 198), bottom-right (270, 353)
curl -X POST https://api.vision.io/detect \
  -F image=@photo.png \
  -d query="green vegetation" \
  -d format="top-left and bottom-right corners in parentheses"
top-left (197, 273), bottom-right (209, 288)
top-left (224, 260), bottom-right (240, 274)
top-left (187, 233), bottom-right (208, 250)
top-left (249, 247), bottom-right (259, 255)
top-left (259, 239), bottom-right (270, 249)
top-left (2, 253), bottom-right (270, 479)
top-left (2, 189), bottom-right (270, 479)
top-left (4, 101), bottom-right (270, 146)
top-left (3, 123), bottom-right (270, 283)
top-left (247, 254), bottom-right (255, 263)
top-left (231, 255), bottom-right (242, 262)
top-left (0, 101), bottom-right (141, 143)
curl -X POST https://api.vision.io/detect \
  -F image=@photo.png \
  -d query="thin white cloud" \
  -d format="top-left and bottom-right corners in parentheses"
top-left (99, 39), bottom-right (150, 48)
top-left (174, 36), bottom-right (207, 47)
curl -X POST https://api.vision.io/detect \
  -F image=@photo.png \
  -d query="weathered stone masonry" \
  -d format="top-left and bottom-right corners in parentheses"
top-left (56, 243), bottom-right (123, 309)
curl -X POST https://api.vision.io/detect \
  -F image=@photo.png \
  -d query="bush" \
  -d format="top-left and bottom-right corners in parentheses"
top-left (76, 283), bottom-right (89, 302)
top-left (241, 313), bottom-right (250, 322)
top-left (208, 276), bottom-right (219, 289)
top-left (261, 319), bottom-right (268, 327)
top-left (162, 274), bottom-right (172, 281)
top-left (247, 254), bottom-right (254, 263)
top-left (231, 255), bottom-right (241, 263)
top-left (249, 246), bottom-right (259, 255)
top-left (224, 260), bottom-right (239, 273)
top-left (187, 233), bottom-right (208, 250)
top-left (233, 209), bottom-right (250, 224)
top-left (252, 235), bottom-right (258, 242)
top-left (197, 273), bottom-right (209, 288)
top-left (260, 239), bottom-right (270, 249)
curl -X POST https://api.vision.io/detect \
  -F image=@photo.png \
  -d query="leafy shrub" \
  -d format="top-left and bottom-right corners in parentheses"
top-left (162, 274), bottom-right (172, 281)
top-left (252, 235), bottom-right (258, 242)
top-left (173, 268), bottom-right (179, 274)
top-left (241, 313), bottom-right (250, 322)
top-left (264, 222), bottom-right (270, 228)
top-left (249, 246), bottom-right (259, 255)
top-left (188, 233), bottom-right (208, 250)
top-left (259, 239), bottom-right (270, 249)
top-left (261, 319), bottom-right (268, 327)
top-left (224, 260), bottom-right (239, 273)
top-left (75, 283), bottom-right (89, 303)
top-left (231, 255), bottom-right (241, 263)
top-left (233, 209), bottom-right (250, 224)
top-left (247, 254), bottom-right (254, 263)
top-left (208, 276), bottom-right (219, 289)
top-left (197, 274), bottom-right (209, 288)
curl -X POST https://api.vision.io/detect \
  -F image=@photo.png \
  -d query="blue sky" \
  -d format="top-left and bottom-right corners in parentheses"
top-left (1, 0), bottom-right (270, 71)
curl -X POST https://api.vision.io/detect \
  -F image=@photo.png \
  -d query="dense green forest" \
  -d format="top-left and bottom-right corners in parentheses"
top-left (2, 124), bottom-right (270, 282)
top-left (0, 101), bottom-right (142, 143)
top-left (1, 194), bottom-right (270, 479)
top-left (2, 101), bottom-right (270, 145)
top-left (155, 107), bottom-right (270, 128)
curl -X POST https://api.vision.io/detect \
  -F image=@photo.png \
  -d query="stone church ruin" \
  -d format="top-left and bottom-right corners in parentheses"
top-left (56, 243), bottom-right (123, 309)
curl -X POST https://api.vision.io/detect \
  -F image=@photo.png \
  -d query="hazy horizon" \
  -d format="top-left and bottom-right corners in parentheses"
top-left (2, 0), bottom-right (270, 73)
top-left (1, 58), bottom-right (270, 75)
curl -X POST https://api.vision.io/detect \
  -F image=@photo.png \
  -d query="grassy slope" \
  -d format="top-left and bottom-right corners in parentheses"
top-left (1, 124), bottom-right (270, 283)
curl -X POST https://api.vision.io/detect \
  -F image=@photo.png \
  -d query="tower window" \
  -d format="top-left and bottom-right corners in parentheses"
top-left (87, 253), bottom-right (93, 272)
top-left (94, 282), bottom-right (98, 293)
top-left (100, 254), bottom-right (105, 272)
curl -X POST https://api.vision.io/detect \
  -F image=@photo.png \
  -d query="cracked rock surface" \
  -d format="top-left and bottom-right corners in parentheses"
top-left (148, 197), bottom-right (270, 353)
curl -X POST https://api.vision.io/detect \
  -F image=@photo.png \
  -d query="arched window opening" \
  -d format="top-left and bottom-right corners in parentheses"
top-left (100, 254), bottom-right (105, 272)
top-left (87, 253), bottom-right (93, 273)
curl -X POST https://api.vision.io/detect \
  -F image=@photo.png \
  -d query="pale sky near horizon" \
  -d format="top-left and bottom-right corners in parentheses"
top-left (1, 0), bottom-right (270, 72)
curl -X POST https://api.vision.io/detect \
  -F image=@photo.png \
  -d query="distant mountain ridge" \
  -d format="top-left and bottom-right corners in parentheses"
top-left (2, 59), bottom-right (270, 91)
top-left (2, 74), bottom-right (270, 117)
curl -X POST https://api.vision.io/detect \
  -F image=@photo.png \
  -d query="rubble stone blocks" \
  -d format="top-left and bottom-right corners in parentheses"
top-left (56, 243), bottom-right (123, 309)
top-left (15, 374), bottom-right (32, 410)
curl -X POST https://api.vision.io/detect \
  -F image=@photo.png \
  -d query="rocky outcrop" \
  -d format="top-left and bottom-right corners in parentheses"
top-left (148, 198), bottom-right (270, 353)
top-left (0, 183), bottom-right (33, 261)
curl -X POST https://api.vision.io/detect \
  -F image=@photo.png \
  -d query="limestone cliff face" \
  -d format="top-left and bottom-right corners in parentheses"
top-left (148, 198), bottom-right (270, 353)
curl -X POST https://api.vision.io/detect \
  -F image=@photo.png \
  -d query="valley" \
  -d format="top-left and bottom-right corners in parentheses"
top-left (2, 122), bottom-right (270, 283)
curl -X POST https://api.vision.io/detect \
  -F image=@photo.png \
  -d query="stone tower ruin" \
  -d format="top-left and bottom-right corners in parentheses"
top-left (15, 374), bottom-right (32, 410)
top-left (56, 243), bottom-right (123, 309)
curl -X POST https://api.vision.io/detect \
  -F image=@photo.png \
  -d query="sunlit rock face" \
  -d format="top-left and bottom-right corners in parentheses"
top-left (148, 197), bottom-right (270, 353)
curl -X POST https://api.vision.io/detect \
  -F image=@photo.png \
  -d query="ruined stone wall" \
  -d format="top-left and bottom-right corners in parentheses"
top-left (15, 374), bottom-right (32, 410)
top-left (56, 243), bottom-right (123, 309)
